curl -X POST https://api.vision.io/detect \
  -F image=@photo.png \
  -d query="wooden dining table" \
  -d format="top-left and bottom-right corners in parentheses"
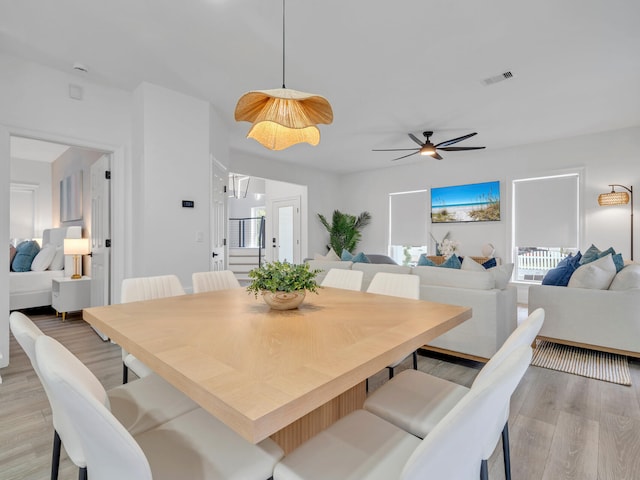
top-left (83, 286), bottom-right (471, 453)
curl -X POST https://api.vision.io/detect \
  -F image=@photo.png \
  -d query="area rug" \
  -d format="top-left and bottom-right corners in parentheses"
top-left (531, 340), bottom-right (631, 386)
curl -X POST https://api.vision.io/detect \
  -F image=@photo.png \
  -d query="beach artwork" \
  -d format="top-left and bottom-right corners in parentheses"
top-left (431, 180), bottom-right (500, 223)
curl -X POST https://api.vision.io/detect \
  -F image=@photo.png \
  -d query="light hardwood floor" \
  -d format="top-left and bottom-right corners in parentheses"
top-left (1, 308), bottom-right (640, 479)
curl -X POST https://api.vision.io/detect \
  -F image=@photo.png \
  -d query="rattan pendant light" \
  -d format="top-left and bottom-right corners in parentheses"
top-left (234, 0), bottom-right (333, 150)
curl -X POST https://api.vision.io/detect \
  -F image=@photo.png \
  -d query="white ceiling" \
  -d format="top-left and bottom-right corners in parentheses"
top-left (2, 0), bottom-right (639, 173)
top-left (10, 136), bottom-right (70, 163)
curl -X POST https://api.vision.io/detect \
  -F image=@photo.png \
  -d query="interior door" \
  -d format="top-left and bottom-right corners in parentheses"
top-left (210, 156), bottom-right (227, 271)
top-left (271, 196), bottom-right (301, 263)
top-left (90, 154), bottom-right (111, 308)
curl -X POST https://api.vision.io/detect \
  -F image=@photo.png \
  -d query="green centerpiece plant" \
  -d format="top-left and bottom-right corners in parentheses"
top-left (247, 261), bottom-right (321, 310)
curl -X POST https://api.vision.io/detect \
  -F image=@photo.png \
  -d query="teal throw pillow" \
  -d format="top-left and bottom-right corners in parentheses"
top-left (341, 250), bottom-right (353, 261)
top-left (439, 255), bottom-right (462, 269)
top-left (12, 240), bottom-right (41, 272)
top-left (598, 247), bottom-right (616, 259)
top-left (612, 253), bottom-right (624, 272)
top-left (417, 254), bottom-right (436, 266)
top-left (352, 252), bottom-right (370, 263)
top-left (580, 244), bottom-right (601, 265)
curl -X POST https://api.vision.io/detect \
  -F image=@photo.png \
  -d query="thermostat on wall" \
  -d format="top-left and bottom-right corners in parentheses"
top-left (182, 200), bottom-right (195, 208)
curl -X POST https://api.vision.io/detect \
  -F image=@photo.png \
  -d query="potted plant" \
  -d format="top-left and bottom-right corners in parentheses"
top-left (247, 261), bottom-right (321, 310)
top-left (317, 210), bottom-right (372, 255)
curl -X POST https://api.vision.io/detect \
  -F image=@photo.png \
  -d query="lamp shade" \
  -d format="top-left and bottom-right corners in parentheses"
top-left (598, 191), bottom-right (630, 206)
top-left (235, 88), bottom-right (333, 150)
top-left (64, 238), bottom-right (90, 255)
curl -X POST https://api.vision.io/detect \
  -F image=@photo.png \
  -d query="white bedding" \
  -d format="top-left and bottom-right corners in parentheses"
top-left (10, 270), bottom-right (64, 294)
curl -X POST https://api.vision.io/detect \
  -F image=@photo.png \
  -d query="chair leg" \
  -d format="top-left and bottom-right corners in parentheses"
top-left (412, 350), bottom-right (418, 370)
top-left (51, 430), bottom-right (61, 480)
top-left (122, 362), bottom-right (128, 384)
top-left (78, 467), bottom-right (87, 480)
top-left (388, 366), bottom-right (395, 379)
top-left (502, 421), bottom-right (512, 480)
top-left (480, 459), bottom-right (489, 480)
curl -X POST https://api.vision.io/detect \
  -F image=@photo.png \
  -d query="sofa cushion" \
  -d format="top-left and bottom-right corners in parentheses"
top-left (488, 263), bottom-right (514, 290)
top-left (411, 266), bottom-right (495, 290)
top-left (314, 247), bottom-right (340, 261)
top-left (568, 254), bottom-right (616, 289)
top-left (365, 254), bottom-right (398, 265)
top-left (417, 255), bottom-right (436, 266)
top-left (351, 263), bottom-right (412, 291)
top-left (541, 253), bottom-right (582, 286)
top-left (461, 256), bottom-right (486, 272)
top-left (440, 255), bottom-right (461, 269)
top-left (306, 260), bottom-right (353, 284)
top-left (609, 264), bottom-right (640, 290)
top-left (12, 240), bottom-right (41, 272)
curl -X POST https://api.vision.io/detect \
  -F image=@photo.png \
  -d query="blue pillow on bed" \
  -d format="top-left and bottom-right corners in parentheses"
top-left (12, 240), bottom-right (41, 272)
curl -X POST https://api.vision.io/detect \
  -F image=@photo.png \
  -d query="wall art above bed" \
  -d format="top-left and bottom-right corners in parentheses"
top-left (431, 180), bottom-right (500, 223)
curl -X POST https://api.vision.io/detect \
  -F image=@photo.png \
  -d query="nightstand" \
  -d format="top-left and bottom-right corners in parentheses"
top-left (52, 277), bottom-right (91, 321)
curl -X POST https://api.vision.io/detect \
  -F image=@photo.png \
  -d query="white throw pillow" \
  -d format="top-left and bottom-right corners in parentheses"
top-left (489, 263), bottom-right (514, 290)
top-left (30, 243), bottom-right (57, 271)
top-left (461, 256), bottom-right (485, 272)
top-left (568, 254), bottom-right (616, 289)
top-left (609, 264), bottom-right (640, 290)
top-left (314, 247), bottom-right (340, 261)
top-left (49, 246), bottom-right (65, 270)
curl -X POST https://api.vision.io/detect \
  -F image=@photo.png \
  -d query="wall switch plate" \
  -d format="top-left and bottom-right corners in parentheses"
top-left (182, 200), bottom-right (195, 208)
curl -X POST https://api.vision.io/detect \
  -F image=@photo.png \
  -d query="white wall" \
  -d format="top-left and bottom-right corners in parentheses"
top-left (339, 126), bottom-right (640, 268)
top-left (131, 83), bottom-right (211, 288)
top-left (9, 158), bottom-right (52, 237)
top-left (0, 127), bottom-right (9, 368)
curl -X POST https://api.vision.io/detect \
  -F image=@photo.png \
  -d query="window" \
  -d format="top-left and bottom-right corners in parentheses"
top-left (389, 190), bottom-right (428, 266)
top-left (512, 173), bottom-right (580, 282)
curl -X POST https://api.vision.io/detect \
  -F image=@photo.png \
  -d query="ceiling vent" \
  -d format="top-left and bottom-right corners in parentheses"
top-left (481, 71), bottom-right (514, 86)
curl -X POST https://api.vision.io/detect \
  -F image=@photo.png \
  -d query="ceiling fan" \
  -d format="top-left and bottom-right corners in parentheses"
top-left (373, 131), bottom-right (486, 161)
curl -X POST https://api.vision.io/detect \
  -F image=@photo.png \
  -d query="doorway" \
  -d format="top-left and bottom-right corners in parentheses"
top-left (271, 196), bottom-right (301, 263)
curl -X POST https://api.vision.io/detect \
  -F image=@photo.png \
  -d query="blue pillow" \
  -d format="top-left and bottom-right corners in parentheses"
top-left (612, 253), bottom-right (624, 272)
top-left (482, 258), bottom-right (497, 269)
top-left (417, 254), bottom-right (436, 266)
top-left (439, 255), bottom-right (462, 269)
top-left (352, 252), bottom-right (370, 263)
top-left (598, 247), bottom-right (616, 259)
top-left (580, 244), bottom-right (601, 265)
top-left (12, 240), bottom-right (41, 272)
top-left (341, 250), bottom-right (353, 261)
top-left (542, 254), bottom-right (580, 286)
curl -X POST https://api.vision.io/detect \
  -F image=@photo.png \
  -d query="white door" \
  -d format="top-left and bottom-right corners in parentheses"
top-left (271, 196), bottom-right (301, 263)
top-left (210, 156), bottom-right (227, 271)
top-left (90, 154), bottom-right (111, 308)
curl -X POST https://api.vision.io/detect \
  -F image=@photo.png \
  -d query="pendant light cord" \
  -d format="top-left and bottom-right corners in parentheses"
top-left (282, 0), bottom-right (286, 88)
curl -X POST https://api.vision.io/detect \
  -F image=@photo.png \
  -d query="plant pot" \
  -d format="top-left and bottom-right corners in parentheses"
top-left (262, 290), bottom-right (306, 310)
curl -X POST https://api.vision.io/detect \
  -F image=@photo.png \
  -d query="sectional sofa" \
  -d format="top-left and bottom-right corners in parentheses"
top-left (307, 259), bottom-right (517, 361)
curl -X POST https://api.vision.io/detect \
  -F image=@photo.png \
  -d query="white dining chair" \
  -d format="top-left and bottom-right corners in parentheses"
top-left (120, 274), bottom-right (186, 383)
top-left (367, 272), bottom-right (421, 378)
top-left (9, 311), bottom-right (199, 480)
top-left (320, 268), bottom-right (364, 291)
top-left (273, 345), bottom-right (533, 480)
top-left (192, 270), bottom-right (241, 293)
top-left (364, 308), bottom-right (545, 480)
top-left (36, 334), bottom-right (284, 480)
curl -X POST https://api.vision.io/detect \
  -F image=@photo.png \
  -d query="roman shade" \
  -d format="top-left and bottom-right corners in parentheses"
top-left (390, 190), bottom-right (428, 246)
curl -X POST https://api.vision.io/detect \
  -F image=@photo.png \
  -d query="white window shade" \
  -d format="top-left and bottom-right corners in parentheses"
top-left (390, 190), bottom-right (428, 246)
top-left (513, 174), bottom-right (579, 248)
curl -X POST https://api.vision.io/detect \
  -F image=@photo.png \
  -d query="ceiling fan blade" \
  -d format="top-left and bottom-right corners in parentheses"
top-left (391, 151), bottom-right (420, 161)
top-left (438, 146), bottom-right (486, 151)
top-left (408, 133), bottom-right (425, 147)
top-left (372, 148), bottom-right (420, 152)
top-left (435, 132), bottom-right (477, 148)
top-left (432, 152), bottom-right (444, 160)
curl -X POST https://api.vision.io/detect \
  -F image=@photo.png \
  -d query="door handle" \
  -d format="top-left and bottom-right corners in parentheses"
top-left (212, 252), bottom-right (219, 258)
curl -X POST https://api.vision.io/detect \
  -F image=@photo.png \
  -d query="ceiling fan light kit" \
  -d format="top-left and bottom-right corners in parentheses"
top-left (373, 130), bottom-right (485, 161)
top-left (234, 0), bottom-right (333, 151)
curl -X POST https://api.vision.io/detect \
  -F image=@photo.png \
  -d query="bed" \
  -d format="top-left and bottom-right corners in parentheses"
top-left (10, 226), bottom-right (82, 310)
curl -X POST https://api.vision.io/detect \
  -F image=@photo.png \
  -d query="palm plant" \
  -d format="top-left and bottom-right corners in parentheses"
top-left (317, 210), bottom-right (372, 255)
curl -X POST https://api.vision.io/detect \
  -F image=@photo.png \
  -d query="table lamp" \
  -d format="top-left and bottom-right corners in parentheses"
top-left (64, 238), bottom-right (90, 279)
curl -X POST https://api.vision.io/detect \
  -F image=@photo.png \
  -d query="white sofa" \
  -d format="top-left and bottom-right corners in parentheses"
top-left (307, 260), bottom-right (517, 361)
top-left (528, 284), bottom-right (640, 358)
